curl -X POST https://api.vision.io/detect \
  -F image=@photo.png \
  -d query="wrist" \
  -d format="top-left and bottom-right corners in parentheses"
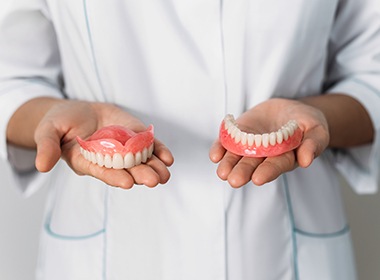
top-left (299, 94), bottom-right (374, 147)
top-left (6, 97), bottom-right (65, 148)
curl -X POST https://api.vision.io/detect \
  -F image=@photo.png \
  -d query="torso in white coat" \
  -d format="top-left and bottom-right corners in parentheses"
top-left (8, 0), bottom-right (378, 279)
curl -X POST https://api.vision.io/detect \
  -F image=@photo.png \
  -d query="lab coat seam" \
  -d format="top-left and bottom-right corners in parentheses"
top-left (83, 0), bottom-right (107, 102)
top-left (102, 187), bottom-right (109, 280)
top-left (219, 2), bottom-right (228, 280)
top-left (44, 220), bottom-right (106, 240)
top-left (43, 186), bottom-right (108, 241)
top-left (294, 224), bottom-right (350, 239)
top-left (282, 174), bottom-right (300, 280)
top-left (219, 0), bottom-right (228, 116)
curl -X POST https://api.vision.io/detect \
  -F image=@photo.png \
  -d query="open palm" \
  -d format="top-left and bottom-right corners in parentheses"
top-left (34, 100), bottom-right (174, 189)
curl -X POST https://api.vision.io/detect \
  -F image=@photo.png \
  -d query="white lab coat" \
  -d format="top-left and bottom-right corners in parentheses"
top-left (1, 0), bottom-right (380, 279)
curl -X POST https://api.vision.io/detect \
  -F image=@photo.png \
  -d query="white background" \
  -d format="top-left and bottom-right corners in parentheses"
top-left (0, 160), bottom-right (379, 279)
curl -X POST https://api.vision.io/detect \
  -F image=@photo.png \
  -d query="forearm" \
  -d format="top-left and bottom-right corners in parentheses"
top-left (6, 97), bottom-right (64, 149)
top-left (300, 93), bottom-right (374, 148)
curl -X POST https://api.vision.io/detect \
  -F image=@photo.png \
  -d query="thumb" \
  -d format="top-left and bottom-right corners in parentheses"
top-left (34, 122), bottom-right (63, 172)
top-left (296, 129), bottom-right (328, 168)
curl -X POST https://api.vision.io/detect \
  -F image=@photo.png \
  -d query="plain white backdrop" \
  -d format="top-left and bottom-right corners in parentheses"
top-left (0, 159), bottom-right (379, 280)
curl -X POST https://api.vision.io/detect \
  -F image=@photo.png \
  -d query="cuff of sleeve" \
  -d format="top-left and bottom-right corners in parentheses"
top-left (327, 78), bottom-right (380, 194)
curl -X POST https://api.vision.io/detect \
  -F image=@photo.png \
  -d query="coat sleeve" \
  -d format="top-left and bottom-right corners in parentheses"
top-left (324, 0), bottom-right (380, 194)
top-left (0, 0), bottom-right (64, 195)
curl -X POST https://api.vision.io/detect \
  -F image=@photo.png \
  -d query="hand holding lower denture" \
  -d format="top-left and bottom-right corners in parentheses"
top-left (209, 98), bottom-right (330, 188)
top-left (34, 99), bottom-right (174, 189)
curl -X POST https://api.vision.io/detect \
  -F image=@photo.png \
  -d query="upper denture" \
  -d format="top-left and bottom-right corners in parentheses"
top-left (76, 125), bottom-right (154, 169)
top-left (219, 114), bottom-right (303, 157)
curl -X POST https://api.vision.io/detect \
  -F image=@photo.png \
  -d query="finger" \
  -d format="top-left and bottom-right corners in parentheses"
top-left (251, 151), bottom-right (296, 186)
top-left (209, 140), bottom-right (226, 163)
top-left (146, 155), bottom-right (171, 184)
top-left (154, 139), bottom-right (174, 167)
top-left (87, 163), bottom-right (136, 189)
top-left (216, 151), bottom-right (242, 180)
top-left (128, 156), bottom-right (171, 188)
top-left (227, 157), bottom-right (263, 188)
top-left (296, 139), bottom-right (317, 168)
top-left (296, 128), bottom-right (328, 168)
top-left (34, 122), bottom-right (62, 172)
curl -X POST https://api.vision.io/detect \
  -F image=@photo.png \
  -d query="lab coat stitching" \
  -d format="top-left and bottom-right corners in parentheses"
top-left (219, 2), bottom-right (228, 280)
top-left (294, 225), bottom-right (350, 238)
top-left (83, 0), bottom-right (108, 102)
top-left (219, 0), bottom-right (228, 116)
top-left (44, 216), bottom-right (106, 240)
top-left (102, 187), bottom-right (109, 280)
top-left (283, 174), bottom-right (300, 280)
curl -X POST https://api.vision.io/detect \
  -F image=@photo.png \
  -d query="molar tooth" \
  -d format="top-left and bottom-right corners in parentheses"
top-left (112, 153), bottom-right (124, 169)
top-left (286, 124), bottom-right (295, 136)
top-left (282, 128), bottom-right (289, 141)
top-left (91, 152), bottom-right (97, 164)
top-left (84, 150), bottom-right (90, 161)
top-left (148, 144), bottom-right (154, 157)
top-left (234, 130), bottom-right (242, 144)
top-left (247, 133), bottom-right (255, 146)
top-left (254, 134), bottom-right (262, 147)
top-left (227, 123), bottom-right (234, 135)
top-left (142, 148), bottom-right (148, 163)
top-left (104, 154), bottom-right (112, 168)
top-left (262, 133), bottom-right (269, 148)
top-left (289, 120), bottom-right (298, 129)
top-left (80, 147), bottom-right (84, 155)
top-left (224, 119), bottom-right (234, 131)
top-left (224, 121), bottom-right (229, 131)
top-left (225, 114), bottom-right (235, 125)
top-left (124, 152), bottom-right (135, 169)
top-left (231, 126), bottom-right (239, 139)
top-left (96, 152), bottom-right (104, 167)
top-left (135, 151), bottom-right (142, 165)
top-left (269, 132), bottom-right (277, 146)
top-left (276, 130), bottom-right (283, 144)
top-left (87, 151), bottom-right (92, 161)
top-left (240, 132), bottom-right (248, 145)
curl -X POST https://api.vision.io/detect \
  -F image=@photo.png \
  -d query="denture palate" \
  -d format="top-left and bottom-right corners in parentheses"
top-left (76, 125), bottom-right (154, 169)
top-left (219, 114), bottom-right (303, 157)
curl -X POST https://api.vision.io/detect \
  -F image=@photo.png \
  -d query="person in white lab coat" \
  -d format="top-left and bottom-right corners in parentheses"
top-left (1, 0), bottom-right (380, 279)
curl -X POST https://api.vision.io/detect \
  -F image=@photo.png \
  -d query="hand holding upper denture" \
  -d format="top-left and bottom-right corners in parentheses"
top-left (34, 100), bottom-right (174, 189)
top-left (76, 125), bottom-right (155, 169)
top-left (209, 98), bottom-right (330, 188)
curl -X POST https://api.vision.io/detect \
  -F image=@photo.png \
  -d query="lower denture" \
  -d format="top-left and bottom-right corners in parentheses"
top-left (76, 125), bottom-right (154, 169)
top-left (219, 114), bottom-right (303, 157)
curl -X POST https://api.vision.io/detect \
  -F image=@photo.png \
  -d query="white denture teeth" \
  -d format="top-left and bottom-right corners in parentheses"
top-left (112, 153), bottom-right (124, 169)
top-left (96, 152), bottom-right (104, 167)
top-left (276, 131), bottom-right (283, 144)
top-left (269, 132), bottom-right (277, 146)
top-left (255, 134), bottom-right (262, 147)
top-left (247, 133), bottom-right (255, 146)
top-left (80, 143), bottom-right (154, 169)
top-left (262, 133), bottom-right (269, 148)
top-left (124, 152), bottom-right (134, 169)
top-left (223, 115), bottom-right (299, 148)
